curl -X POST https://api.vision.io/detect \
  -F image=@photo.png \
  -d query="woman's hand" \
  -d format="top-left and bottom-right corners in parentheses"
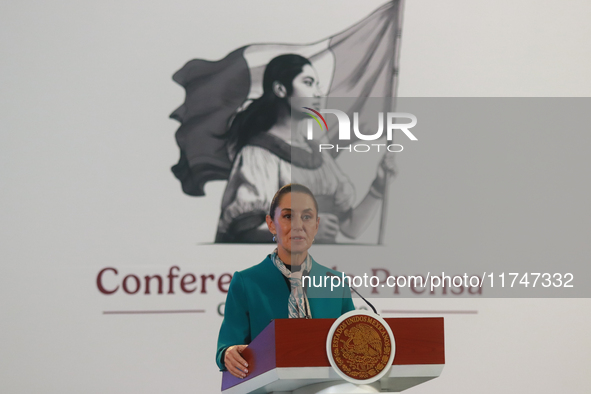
top-left (370, 154), bottom-right (396, 199)
top-left (339, 154), bottom-right (397, 239)
top-left (316, 212), bottom-right (340, 242)
top-left (376, 153), bottom-right (396, 183)
top-left (224, 345), bottom-right (249, 378)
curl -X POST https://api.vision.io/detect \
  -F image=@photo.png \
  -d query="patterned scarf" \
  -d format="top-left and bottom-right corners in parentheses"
top-left (271, 249), bottom-right (312, 319)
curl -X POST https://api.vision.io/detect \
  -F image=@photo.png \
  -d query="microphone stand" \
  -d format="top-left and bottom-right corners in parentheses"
top-left (326, 271), bottom-right (379, 316)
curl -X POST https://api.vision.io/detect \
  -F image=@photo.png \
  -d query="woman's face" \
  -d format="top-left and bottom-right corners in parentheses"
top-left (266, 192), bottom-right (319, 258)
top-left (290, 64), bottom-right (322, 100)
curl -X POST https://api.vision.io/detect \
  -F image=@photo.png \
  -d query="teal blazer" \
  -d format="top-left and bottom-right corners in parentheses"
top-left (216, 255), bottom-right (355, 370)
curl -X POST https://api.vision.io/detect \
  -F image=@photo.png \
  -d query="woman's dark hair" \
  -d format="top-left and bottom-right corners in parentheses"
top-left (226, 54), bottom-right (311, 153)
top-left (269, 183), bottom-right (319, 220)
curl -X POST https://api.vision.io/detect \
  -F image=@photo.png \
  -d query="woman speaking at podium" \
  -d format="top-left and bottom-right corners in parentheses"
top-left (216, 183), bottom-right (355, 378)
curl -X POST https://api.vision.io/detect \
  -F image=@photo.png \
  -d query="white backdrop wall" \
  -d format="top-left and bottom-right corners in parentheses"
top-left (1, 1), bottom-right (590, 393)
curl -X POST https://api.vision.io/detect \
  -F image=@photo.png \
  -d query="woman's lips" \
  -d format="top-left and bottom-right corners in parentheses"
top-left (291, 236), bottom-right (306, 241)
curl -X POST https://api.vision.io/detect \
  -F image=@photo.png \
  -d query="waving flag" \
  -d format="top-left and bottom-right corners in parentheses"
top-left (171, 1), bottom-right (404, 196)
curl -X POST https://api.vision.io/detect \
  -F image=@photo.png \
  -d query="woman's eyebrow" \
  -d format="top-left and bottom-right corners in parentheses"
top-left (281, 208), bottom-right (292, 212)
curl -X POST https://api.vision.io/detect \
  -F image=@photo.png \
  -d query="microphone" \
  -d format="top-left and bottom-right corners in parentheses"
top-left (326, 271), bottom-right (379, 316)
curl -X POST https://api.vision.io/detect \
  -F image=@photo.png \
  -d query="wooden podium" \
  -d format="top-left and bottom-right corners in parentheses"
top-left (221, 317), bottom-right (444, 394)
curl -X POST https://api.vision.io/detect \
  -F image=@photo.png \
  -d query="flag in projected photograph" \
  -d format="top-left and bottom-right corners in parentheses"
top-left (170, 1), bottom-right (404, 244)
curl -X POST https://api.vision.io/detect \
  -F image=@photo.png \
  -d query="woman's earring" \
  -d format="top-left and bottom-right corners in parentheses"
top-left (273, 234), bottom-right (276, 242)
